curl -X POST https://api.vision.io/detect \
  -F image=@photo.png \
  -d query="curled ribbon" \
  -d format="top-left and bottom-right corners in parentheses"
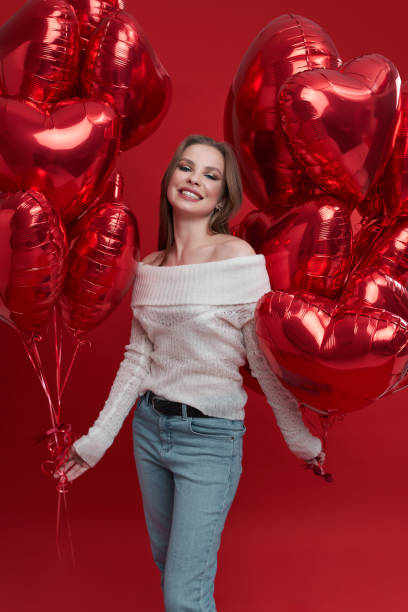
top-left (40, 424), bottom-right (77, 493)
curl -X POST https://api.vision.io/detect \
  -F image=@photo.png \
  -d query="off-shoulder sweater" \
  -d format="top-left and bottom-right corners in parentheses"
top-left (73, 254), bottom-right (321, 466)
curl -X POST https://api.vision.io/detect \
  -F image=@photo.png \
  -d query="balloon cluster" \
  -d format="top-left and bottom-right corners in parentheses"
top-left (0, 0), bottom-right (171, 492)
top-left (226, 14), bottom-right (408, 416)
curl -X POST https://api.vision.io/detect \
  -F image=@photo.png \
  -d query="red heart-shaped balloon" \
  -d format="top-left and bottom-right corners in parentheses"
top-left (255, 290), bottom-right (408, 415)
top-left (234, 195), bottom-right (352, 298)
top-left (59, 171), bottom-right (139, 335)
top-left (0, 190), bottom-right (67, 335)
top-left (0, 97), bottom-right (121, 225)
top-left (224, 14), bottom-right (341, 212)
top-left (0, 0), bottom-right (80, 105)
top-left (279, 54), bottom-right (401, 203)
top-left (81, 10), bottom-right (171, 151)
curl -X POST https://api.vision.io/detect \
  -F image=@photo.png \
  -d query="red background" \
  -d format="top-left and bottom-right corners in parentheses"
top-left (2, 1), bottom-right (408, 611)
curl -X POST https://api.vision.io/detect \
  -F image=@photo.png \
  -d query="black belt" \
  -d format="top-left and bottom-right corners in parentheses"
top-left (144, 390), bottom-right (210, 418)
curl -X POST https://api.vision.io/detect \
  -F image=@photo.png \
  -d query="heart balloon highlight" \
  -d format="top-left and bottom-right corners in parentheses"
top-left (0, 98), bottom-right (121, 225)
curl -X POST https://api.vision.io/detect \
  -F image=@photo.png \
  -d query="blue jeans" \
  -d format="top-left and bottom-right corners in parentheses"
top-left (132, 391), bottom-right (246, 612)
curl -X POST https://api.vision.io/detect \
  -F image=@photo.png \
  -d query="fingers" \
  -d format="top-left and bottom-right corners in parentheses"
top-left (307, 450), bottom-right (326, 465)
top-left (54, 461), bottom-right (89, 482)
top-left (65, 463), bottom-right (89, 482)
top-left (53, 447), bottom-right (91, 482)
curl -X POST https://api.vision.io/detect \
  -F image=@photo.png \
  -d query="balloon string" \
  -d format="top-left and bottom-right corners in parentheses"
top-left (59, 339), bottom-right (83, 399)
top-left (21, 332), bottom-right (77, 563)
top-left (64, 490), bottom-right (76, 565)
top-left (56, 491), bottom-right (76, 566)
top-left (31, 339), bottom-right (58, 430)
top-left (56, 492), bottom-right (62, 562)
top-left (21, 336), bottom-right (58, 435)
top-left (53, 307), bottom-right (62, 422)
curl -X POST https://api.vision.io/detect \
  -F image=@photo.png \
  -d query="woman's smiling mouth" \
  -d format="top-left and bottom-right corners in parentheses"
top-left (179, 188), bottom-right (203, 201)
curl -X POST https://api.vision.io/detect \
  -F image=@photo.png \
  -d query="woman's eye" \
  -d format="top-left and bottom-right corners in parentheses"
top-left (205, 174), bottom-right (217, 181)
top-left (178, 165), bottom-right (191, 172)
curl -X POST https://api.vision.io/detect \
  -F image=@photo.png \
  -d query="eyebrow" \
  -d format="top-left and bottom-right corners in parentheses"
top-left (179, 158), bottom-right (223, 174)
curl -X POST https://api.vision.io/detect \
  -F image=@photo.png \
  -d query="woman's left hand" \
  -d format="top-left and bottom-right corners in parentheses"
top-left (305, 450), bottom-right (333, 482)
top-left (307, 450), bottom-right (326, 466)
top-left (54, 446), bottom-right (91, 482)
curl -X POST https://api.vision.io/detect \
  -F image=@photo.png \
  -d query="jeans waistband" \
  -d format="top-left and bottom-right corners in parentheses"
top-left (143, 390), bottom-right (210, 418)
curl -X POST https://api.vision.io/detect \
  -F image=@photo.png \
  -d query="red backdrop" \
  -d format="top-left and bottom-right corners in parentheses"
top-left (2, 1), bottom-right (408, 611)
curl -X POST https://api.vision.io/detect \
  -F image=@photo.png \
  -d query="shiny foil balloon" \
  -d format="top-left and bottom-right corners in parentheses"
top-left (341, 270), bottom-right (408, 323)
top-left (279, 54), bottom-right (401, 204)
top-left (0, 98), bottom-right (121, 225)
top-left (234, 195), bottom-right (352, 298)
top-left (342, 213), bottom-right (408, 322)
top-left (0, 190), bottom-right (67, 334)
top-left (359, 81), bottom-right (408, 221)
top-left (351, 216), bottom-right (385, 272)
top-left (255, 291), bottom-right (408, 414)
top-left (69, 0), bottom-right (123, 50)
top-left (232, 209), bottom-right (274, 253)
top-left (225, 14), bottom-right (341, 212)
top-left (81, 10), bottom-right (171, 151)
top-left (59, 175), bottom-right (139, 335)
top-left (355, 214), bottom-right (408, 285)
top-left (386, 82), bottom-right (408, 216)
top-left (0, 0), bottom-right (80, 105)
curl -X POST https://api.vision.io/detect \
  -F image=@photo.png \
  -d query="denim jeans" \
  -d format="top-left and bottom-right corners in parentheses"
top-left (132, 391), bottom-right (246, 612)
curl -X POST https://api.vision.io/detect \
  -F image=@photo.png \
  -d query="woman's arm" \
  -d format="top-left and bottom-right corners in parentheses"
top-left (72, 316), bottom-right (153, 468)
top-left (242, 316), bottom-right (322, 461)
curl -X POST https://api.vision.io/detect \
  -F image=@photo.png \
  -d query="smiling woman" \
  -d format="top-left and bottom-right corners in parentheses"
top-left (157, 134), bottom-right (243, 260)
top-left (63, 134), bottom-right (322, 612)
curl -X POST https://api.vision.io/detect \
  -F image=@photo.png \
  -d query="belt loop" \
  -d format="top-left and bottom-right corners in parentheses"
top-left (146, 390), bottom-right (151, 404)
top-left (181, 403), bottom-right (188, 420)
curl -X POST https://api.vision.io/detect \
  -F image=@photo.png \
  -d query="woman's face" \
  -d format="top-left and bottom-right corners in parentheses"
top-left (167, 144), bottom-right (225, 220)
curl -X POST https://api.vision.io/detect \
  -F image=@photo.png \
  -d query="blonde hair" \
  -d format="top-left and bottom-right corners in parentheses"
top-left (158, 134), bottom-right (243, 250)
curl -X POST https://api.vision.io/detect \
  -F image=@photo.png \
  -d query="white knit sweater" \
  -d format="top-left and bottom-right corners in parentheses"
top-left (73, 255), bottom-right (321, 466)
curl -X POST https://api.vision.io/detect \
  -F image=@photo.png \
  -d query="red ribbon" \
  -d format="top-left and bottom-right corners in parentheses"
top-left (40, 424), bottom-right (77, 493)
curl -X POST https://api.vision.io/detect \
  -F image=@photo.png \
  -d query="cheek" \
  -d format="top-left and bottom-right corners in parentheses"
top-left (208, 181), bottom-right (223, 201)
top-left (167, 173), bottom-right (178, 200)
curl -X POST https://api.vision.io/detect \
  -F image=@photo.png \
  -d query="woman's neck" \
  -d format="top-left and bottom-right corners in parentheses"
top-left (164, 214), bottom-right (220, 266)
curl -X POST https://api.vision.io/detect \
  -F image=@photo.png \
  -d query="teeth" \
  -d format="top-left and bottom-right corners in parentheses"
top-left (181, 190), bottom-right (200, 200)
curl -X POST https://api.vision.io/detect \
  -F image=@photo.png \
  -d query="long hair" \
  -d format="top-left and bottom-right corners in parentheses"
top-left (158, 135), bottom-right (243, 251)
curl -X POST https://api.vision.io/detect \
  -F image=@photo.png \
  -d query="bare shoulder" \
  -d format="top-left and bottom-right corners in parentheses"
top-left (141, 250), bottom-right (165, 265)
top-left (215, 236), bottom-right (257, 259)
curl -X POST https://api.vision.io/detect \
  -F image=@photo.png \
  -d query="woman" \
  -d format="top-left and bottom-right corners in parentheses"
top-left (62, 134), bottom-right (323, 611)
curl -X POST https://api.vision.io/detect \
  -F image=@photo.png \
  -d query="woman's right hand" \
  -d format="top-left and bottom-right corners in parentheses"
top-left (55, 446), bottom-right (91, 482)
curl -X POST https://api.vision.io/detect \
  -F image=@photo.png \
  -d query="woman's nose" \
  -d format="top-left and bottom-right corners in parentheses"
top-left (187, 172), bottom-right (200, 185)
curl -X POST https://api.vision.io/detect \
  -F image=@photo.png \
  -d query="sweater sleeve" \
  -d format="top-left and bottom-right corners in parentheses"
top-left (73, 316), bottom-right (153, 467)
top-left (241, 312), bottom-right (322, 461)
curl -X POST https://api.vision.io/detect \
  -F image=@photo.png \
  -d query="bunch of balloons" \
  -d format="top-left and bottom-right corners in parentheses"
top-left (226, 14), bottom-right (408, 417)
top-left (0, 0), bottom-right (171, 494)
